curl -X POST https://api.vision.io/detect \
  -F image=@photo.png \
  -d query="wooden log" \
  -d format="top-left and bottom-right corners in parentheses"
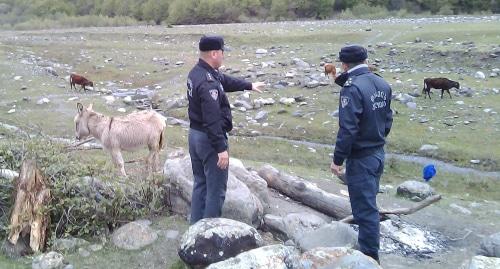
top-left (258, 164), bottom-right (352, 219)
top-left (339, 194), bottom-right (442, 223)
top-left (8, 160), bottom-right (51, 252)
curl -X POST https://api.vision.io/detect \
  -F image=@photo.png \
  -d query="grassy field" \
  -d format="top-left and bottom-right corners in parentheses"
top-left (0, 16), bottom-right (499, 269)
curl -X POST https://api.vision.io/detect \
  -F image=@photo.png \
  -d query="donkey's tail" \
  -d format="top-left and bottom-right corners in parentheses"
top-left (159, 129), bottom-right (165, 149)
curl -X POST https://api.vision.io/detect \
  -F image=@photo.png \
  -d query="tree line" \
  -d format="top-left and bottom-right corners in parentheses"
top-left (0, 0), bottom-right (498, 27)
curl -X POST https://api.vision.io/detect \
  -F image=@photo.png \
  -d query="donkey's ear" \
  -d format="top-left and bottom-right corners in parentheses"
top-left (87, 103), bottom-right (93, 111)
top-left (77, 103), bottom-right (83, 113)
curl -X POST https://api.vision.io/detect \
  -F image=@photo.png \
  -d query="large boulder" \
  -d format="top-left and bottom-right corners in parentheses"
top-left (207, 244), bottom-right (301, 269)
top-left (178, 218), bottom-right (264, 267)
top-left (263, 213), bottom-right (327, 241)
top-left (295, 222), bottom-right (358, 252)
top-left (229, 158), bottom-right (270, 209)
top-left (397, 180), bottom-right (435, 200)
top-left (461, 255), bottom-right (500, 269)
top-left (478, 232), bottom-right (500, 257)
top-left (111, 220), bottom-right (158, 250)
top-left (300, 247), bottom-right (382, 269)
top-left (163, 154), bottom-right (264, 226)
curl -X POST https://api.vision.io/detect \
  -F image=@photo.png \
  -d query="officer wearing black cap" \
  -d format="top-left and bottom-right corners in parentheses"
top-left (187, 35), bottom-right (265, 225)
top-left (330, 45), bottom-right (393, 264)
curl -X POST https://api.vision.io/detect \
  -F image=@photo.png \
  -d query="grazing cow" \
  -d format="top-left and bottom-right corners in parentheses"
top-left (70, 74), bottom-right (93, 91)
top-left (324, 63), bottom-right (337, 78)
top-left (74, 103), bottom-right (166, 176)
top-left (422, 78), bottom-right (460, 99)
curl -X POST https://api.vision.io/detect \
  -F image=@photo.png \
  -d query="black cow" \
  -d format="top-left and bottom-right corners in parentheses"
top-left (422, 78), bottom-right (460, 99)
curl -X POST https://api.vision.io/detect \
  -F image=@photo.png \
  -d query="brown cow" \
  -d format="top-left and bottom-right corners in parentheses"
top-left (422, 78), bottom-right (460, 99)
top-left (70, 74), bottom-right (93, 91)
top-left (324, 63), bottom-right (337, 78)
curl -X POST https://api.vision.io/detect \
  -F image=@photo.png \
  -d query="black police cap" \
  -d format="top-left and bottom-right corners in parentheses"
top-left (199, 35), bottom-right (225, 51)
top-left (339, 45), bottom-right (368, 63)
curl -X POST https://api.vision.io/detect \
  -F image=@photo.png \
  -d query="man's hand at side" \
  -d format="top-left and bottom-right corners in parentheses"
top-left (217, 151), bottom-right (229, 170)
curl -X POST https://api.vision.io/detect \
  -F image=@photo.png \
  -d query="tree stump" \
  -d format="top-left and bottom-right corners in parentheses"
top-left (8, 159), bottom-right (51, 252)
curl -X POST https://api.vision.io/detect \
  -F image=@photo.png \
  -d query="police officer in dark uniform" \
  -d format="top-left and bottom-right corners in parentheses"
top-left (330, 45), bottom-right (393, 264)
top-left (187, 35), bottom-right (265, 225)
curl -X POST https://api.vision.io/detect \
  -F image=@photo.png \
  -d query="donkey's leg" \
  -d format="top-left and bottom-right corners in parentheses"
top-left (146, 147), bottom-right (156, 176)
top-left (111, 150), bottom-right (127, 176)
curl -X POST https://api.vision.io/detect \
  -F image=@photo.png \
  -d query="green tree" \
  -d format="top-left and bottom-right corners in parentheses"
top-left (142, 0), bottom-right (169, 24)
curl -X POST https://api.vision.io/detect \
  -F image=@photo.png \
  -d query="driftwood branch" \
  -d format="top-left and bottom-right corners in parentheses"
top-left (258, 164), bottom-right (352, 219)
top-left (64, 137), bottom-right (96, 148)
top-left (340, 194), bottom-right (442, 223)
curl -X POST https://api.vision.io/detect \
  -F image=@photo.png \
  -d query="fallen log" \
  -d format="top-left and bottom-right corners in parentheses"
top-left (339, 194), bottom-right (442, 223)
top-left (258, 164), bottom-right (352, 219)
top-left (8, 160), bottom-right (51, 252)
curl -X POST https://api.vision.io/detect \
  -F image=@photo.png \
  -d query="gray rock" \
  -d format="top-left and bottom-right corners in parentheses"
top-left (233, 100), bottom-right (253, 110)
top-left (254, 97), bottom-right (275, 106)
top-left (419, 144), bottom-right (439, 152)
top-left (254, 111), bottom-right (268, 122)
top-left (229, 158), bottom-right (270, 209)
top-left (164, 230), bottom-right (180, 240)
top-left (256, 49), bottom-right (268, 54)
top-left (450, 203), bottom-right (472, 215)
top-left (264, 213), bottom-right (327, 241)
top-left (459, 87), bottom-right (474, 97)
top-left (475, 71), bottom-right (486, 79)
top-left (36, 98), bottom-right (50, 105)
top-left (300, 247), bottom-right (381, 269)
top-left (461, 255), bottom-right (500, 269)
top-left (88, 244), bottom-right (103, 252)
top-left (207, 244), bottom-right (301, 269)
top-left (306, 80), bottom-right (320, 88)
top-left (178, 218), bottom-right (264, 267)
top-left (165, 98), bottom-right (187, 110)
top-left (296, 222), bottom-right (358, 252)
top-left (78, 247), bottom-right (90, 257)
top-left (163, 155), bottom-right (264, 226)
top-left (111, 220), bottom-right (158, 250)
top-left (279, 97), bottom-right (295, 105)
top-left (52, 237), bottom-right (89, 253)
top-left (32, 251), bottom-right (65, 269)
top-left (406, 102), bottom-right (417, 109)
top-left (1, 238), bottom-right (31, 258)
top-left (478, 232), bottom-right (500, 257)
top-left (397, 180), bottom-right (435, 199)
top-left (292, 58), bottom-right (310, 69)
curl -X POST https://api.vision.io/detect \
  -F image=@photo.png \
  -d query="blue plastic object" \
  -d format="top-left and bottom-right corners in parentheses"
top-left (423, 164), bottom-right (436, 182)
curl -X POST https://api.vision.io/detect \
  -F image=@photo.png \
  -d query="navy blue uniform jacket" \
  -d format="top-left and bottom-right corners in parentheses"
top-left (187, 59), bottom-right (252, 153)
top-left (333, 66), bottom-right (393, 166)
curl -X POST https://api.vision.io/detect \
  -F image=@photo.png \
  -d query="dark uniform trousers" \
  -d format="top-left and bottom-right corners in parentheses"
top-left (188, 128), bottom-right (228, 224)
top-left (345, 148), bottom-right (385, 261)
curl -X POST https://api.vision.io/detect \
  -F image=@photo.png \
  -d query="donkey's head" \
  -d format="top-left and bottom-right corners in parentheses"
top-left (74, 103), bottom-right (93, 140)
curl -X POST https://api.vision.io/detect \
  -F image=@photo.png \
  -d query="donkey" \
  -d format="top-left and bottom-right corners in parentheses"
top-left (74, 103), bottom-right (166, 176)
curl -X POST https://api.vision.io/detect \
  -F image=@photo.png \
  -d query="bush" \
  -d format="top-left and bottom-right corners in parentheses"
top-left (0, 134), bottom-right (166, 243)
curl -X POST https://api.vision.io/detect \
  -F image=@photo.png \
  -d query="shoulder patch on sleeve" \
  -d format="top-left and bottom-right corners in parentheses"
top-left (341, 96), bottom-right (350, 108)
top-left (187, 78), bottom-right (193, 97)
top-left (209, 89), bottom-right (218, 100)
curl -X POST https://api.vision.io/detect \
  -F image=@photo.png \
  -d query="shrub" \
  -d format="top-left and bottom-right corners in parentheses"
top-left (0, 133), bottom-right (166, 243)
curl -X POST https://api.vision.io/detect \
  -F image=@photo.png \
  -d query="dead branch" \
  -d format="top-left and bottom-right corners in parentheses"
top-left (340, 194), bottom-right (442, 223)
